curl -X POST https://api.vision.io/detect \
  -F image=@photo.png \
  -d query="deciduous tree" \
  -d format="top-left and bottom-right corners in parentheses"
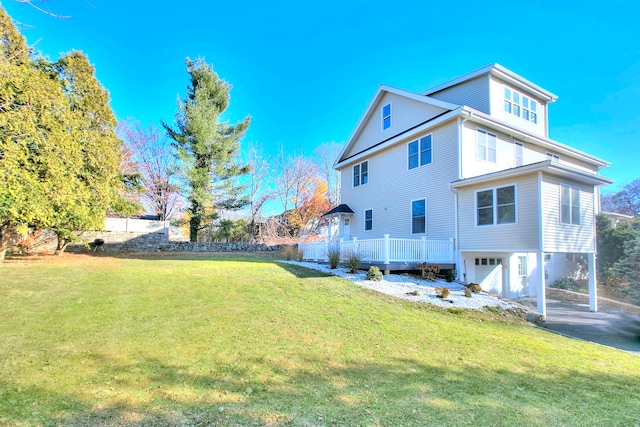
top-left (163, 58), bottom-right (250, 242)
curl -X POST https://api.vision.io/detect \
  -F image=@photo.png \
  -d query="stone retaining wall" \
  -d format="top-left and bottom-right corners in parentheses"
top-left (66, 231), bottom-right (278, 253)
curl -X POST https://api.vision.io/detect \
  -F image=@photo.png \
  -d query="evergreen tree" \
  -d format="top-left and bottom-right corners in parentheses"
top-left (613, 230), bottom-right (640, 303)
top-left (163, 58), bottom-right (249, 242)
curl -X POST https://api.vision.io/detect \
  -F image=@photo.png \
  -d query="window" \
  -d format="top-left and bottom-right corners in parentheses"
top-left (353, 161), bottom-right (368, 187)
top-left (411, 199), bottom-right (426, 234)
top-left (515, 142), bottom-right (523, 166)
top-left (504, 87), bottom-right (538, 124)
top-left (408, 135), bottom-right (432, 169)
top-left (364, 209), bottom-right (373, 231)
top-left (476, 129), bottom-right (496, 163)
top-left (547, 153), bottom-right (560, 163)
top-left (560, 185), bottom-right (580, 225)
top-left (477, 185), bottom-right (516, 226)
top-left (382, 103), bottom-right (391, 130)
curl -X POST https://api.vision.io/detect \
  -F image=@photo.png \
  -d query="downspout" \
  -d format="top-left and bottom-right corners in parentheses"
top-left (537, 171), bottom-right (546, 318)
top-left (459, 110), bottom-right (473, 181)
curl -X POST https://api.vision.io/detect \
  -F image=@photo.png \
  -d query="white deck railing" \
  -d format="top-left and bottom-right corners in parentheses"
top-left (299, 235), bottom-right (454, 264)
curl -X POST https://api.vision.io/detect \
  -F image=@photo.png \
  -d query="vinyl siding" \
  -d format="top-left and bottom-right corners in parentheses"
top-left (489, 76), bottom-right (548, 137)
top-left (429, 76), bottom-right (490, 113)
top-left (457, 174), bottom-right (540, 252)
top-left (339, 121), bottom-right (459, 240)
top-left (460, 121), bottom-right (523, 179)
top-left (344, 92), bottom-right (448, 160)
top-left (541, 175), bottom-right (596, 253)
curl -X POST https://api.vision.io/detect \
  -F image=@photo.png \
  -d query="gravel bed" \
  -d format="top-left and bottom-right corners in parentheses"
top-left (279, 261), bottom-right (514, 311)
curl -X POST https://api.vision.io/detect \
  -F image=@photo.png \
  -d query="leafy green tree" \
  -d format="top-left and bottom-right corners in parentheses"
top-left (48, 51), bottom-right (138, 254)
top-left (163, 58), bottom-right (249, 242)
top-left (0, 6), bottom-right (79, 261)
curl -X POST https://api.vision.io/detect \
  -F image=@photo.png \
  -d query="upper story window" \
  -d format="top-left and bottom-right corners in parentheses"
top-left (353, 161), bottom-right (368, 187)
top-left (411, 199), bottom-right (426, 234)
top-left (477, 185), bottom-right (516, 226)
top-left (515, 142), bottom-right (523, 166)
top-left (560, 184), bottom-right (580, 225)
top-left (504, 87), bottom-right (538, 124)
top-left (476, 129), bottom-right (496, 163)
top-left (408, 135), bottom-right (432, 169)
top-left (547, 153), bottom-right (560, 163)
top-left (382, 103), bottom-right (391, 130)
top-left (364, 209), bottom-right (373, 231)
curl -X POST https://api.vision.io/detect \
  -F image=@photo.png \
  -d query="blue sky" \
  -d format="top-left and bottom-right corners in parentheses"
top-left (4, 0), bottom-right (639, 193)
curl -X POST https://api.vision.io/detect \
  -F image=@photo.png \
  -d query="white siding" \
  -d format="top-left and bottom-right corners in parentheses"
top-left (460, 122), bottom-right (523, 179)
top-left (457, 174), bottom-right (540, 252)
top-left (490, 76), bottom-right (548, 138)
top-left (429, 76), bottom-right (490, 113)
top-left (339, 121), bottom-right (459, 240)
top-left (344, 92), bottom-right (448, 160)
top-left (541, 175), bottom-right (596, 253)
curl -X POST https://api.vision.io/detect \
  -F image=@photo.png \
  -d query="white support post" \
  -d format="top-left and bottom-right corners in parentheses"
top-left (536, 252), bottom-right (546, 318)
top-left (383, 234), bottom-right (390, 265)
top-left (449, 238), bottom-right (455, 263)
top-left (588, 252), bottom-right (598, 312)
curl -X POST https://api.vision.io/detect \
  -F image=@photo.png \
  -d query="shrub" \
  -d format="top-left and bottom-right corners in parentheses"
top-left (327, 247), bottom-right (341, 269)
top-left (283, 245), bottom-right (298, 261)
top-left (550, 277), bottom-right (581, 292)
top-left (464, 288), bottom-right (472, 298)
top-left (345, 250), bottom-right (364, 274)
top-left (366, 266), bottom-right (383, 281)
top-left (297, 249), bottom-right (304, 262)
top-left (444, 269), bottom-right (457, 283)
top-left (435, 286), bottom-right (450, 299)
top-left (467, 283), bottom-right (482, 293)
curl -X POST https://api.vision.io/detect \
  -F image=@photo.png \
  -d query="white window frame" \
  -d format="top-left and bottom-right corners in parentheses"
top-left (408, 134), bottom-right (433, 170)
top-left (352, 160), bottom-right (368, 187)
top-left (382, 102), bottom-right (391, 130)
top-left (560, 184), bottom-right (581, 225)
top-left (475, 184), bottom-right (517, 226)
top-left (364, 209), bottom-right (373, 232)
top-left (515, 141), bottom-right (523, 166)
top-left (504, 86), bottom-right (538, 124)
top-left (411, 199), bottom-right (426, 235)
top-left (476, 128), bottom-right (497, 163)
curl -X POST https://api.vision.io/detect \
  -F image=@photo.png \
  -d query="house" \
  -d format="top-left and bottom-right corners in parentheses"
top-left (303, 64), bottom-right (613, 317)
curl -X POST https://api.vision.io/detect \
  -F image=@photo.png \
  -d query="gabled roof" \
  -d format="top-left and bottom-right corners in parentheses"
top-left (335, 85), bottom-right (459, 166)
top-left (421, 63), bottom-right (558, 103)
top-left (321, 204), bottom-right (355, 217)
top-left (450, 161), bottom-right (614, 189)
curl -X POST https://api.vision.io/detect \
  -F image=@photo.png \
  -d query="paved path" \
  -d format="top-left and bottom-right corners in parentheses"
top-left (518, 297), bottom-right (640, 355)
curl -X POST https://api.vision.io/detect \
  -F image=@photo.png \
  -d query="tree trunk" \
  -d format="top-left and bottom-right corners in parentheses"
top-left (0, 222), bottom-right (15, 263)
top-left (54, 236), bottom-right (69, 256)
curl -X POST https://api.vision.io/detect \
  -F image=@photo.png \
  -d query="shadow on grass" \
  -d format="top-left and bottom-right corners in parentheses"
top-left (2, 353), bottom-right (639, 426)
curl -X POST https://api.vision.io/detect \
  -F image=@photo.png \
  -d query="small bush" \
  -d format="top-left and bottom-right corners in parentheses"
top-left (406, 290), bottom-right (419, 296)
top-left (297, 249), bottom-right (304, 262)
top-left (435, 286), bottom-right (450, 299)
top-left (283, 245), bottom-right (298, 261)
top-left (444, 269), bottom-right (457, 283)
top-left (550, 277), bottom-right (581, 292)
top-left (464, 288), bottom-right (472, 298)
top-left (345, 251), bottom-right (364, 274)
top-left (467, 283), bottom-right (482, 293)
top-left (327, 247), bottom-right (341, 269)
top-left (366, 266), bottom-right (383, 281)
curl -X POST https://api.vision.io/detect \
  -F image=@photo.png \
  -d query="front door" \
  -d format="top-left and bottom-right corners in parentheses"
top-left (342, 217), bottom-right (351, 238)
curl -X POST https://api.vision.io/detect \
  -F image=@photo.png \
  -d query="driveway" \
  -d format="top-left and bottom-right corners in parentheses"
top-left (517, 297), bottom-right (640, 355)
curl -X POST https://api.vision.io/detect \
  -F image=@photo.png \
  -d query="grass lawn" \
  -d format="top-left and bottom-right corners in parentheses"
top-left (1, 253), bottom-right (639, 426)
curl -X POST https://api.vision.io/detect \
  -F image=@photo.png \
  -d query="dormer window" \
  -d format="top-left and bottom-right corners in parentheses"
top-left (504, 87), bottom-right (538, 124)
top-left (382, 103), bottom-right (391, 130)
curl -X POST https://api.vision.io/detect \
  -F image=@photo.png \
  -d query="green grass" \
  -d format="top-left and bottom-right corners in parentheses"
top-left (1, 253), bottom-right (639, 426)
